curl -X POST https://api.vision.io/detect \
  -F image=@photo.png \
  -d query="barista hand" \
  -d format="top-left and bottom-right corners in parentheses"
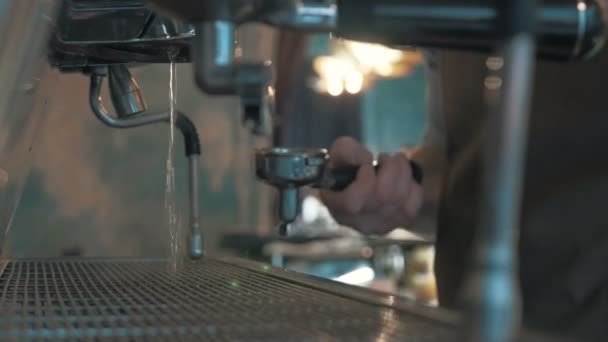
top-left (320, 137), bottom-right (423, 235)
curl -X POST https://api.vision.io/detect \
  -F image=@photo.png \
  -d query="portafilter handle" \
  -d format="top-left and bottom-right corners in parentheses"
top-left (255, 147), bottom-right (424, 235)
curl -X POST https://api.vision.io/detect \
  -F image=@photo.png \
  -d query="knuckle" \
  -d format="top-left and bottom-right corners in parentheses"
top-left (360, 149), bottom-right (374, 164)
top-left (343, 196), bottom-right (364, 214)
top-left (330, 137), bottom-right (367, 167)
top-left (378, 158), bottom-right (398, 181)
top-left (375, 183), bottom-right (393, 203)
top-left (397, 153), bottom-right (410, 171)
top-left (331, 136), bottom-right (357, 153)
top-left (406, 185), bottom-right (424, 217)
top-left (377, 153), bottom-right (390, 164)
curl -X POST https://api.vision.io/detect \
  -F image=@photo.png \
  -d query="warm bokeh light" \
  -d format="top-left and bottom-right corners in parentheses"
top-left (374, 64), bottom-right (394, 77)
top-left (486, 57), bottom-right (504, 71)
top-left (345, 41), bottom-right (405, 73)
top-left (345, 70), bottom-right (364, 94)
top-left (326, 77), bottom-right (344, 96)
top-left (312, 39), bottom-right (422, 96)
top-left (313, 56), bottom-right (349, 78)
top-left (577, 1), bottom-right (587, 11)
top-left (267, 86), bottom-right (276, 96)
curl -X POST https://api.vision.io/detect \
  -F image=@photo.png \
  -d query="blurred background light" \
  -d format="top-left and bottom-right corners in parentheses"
top-left (333, 265), bottom-right (375, 286)
top-left (311, 39), bottom-right (422, 96)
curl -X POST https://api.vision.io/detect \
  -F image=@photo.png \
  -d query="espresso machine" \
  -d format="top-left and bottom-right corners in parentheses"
top-left (0, 0), bottom-right (606, 340)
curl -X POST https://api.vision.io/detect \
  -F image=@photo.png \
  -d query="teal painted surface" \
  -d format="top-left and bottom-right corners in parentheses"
top-left (0, 26), bottom-right (426, 258)
top-left (1, 24), bottom-right (278, 258)
top-left (2, 64), bottom-right (273, 258)
top-left (308, 34), bottom-right (330, 57)
top-left (362, 66), bottom-right (428, 154)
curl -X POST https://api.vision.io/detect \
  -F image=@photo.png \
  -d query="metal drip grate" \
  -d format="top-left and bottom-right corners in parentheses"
top-left (0, 258), bottom-right (456, 341)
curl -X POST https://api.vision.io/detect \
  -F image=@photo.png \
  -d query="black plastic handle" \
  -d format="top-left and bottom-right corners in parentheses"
top-left (329, 160), bottom-right (423, 192)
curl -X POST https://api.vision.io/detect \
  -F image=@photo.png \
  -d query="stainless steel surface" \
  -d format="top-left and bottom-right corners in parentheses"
top-left (49, 0), bottom-right (289, 135)
top-left (255, 148), bottom-right (329, 187)
top-left (146, 0), bottom-right (282, 22)
top-left (240, 80), bottom-right (275, 136)
top-left (49, 0), bottom-right (193, 69)
top-left (53, 0), bottom-right (608, 66)
top-left (0, 258), bottom-right (457, 341)
top-left (193, 21), bottom-right (238, 94)
top-left (192, 21), bottom-right (274, 134)
top-left (108, 64), bottom-right (147, 117)
top-left (278, 187), bottom-right (298, 225)
top-left (148, 0), bottom-right (337, 30)
top-left (191, 20), bottom-right (274, 95)
top-left (255, 148), bottom-right (329, 234)
top-left (335, 0), bottom-right (607, 62)
top-left (0, 0), bottom-right (58, 113)
top-left (188, 155), bottom-right (203, 259)
top-left (264, 0), bottom-right (338, 31)
top-left (0, 0), bottom-right (60, 253)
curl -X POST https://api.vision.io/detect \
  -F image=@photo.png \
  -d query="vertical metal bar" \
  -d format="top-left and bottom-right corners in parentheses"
top-left (58, 261), bottom-right (101, 341)
top-left (193, 21), bottom-right (237, 94)
top-left (129, 262), bottom-right (204, 329)
top-left (78, 261), bottom-right (140, 337)
top-left (188, 156), bottom-right (203, 259)
top-left (101, 261), bottom-right (180, 335)
top-left (463, 1), bottom-right (537, 342)
top-left (48, 262), bottom-right (75, 339)
top-left (22, 261), bottom-right (32, 336)
top-left (33, 262), bottom-right (42, 336)
top-left (0, 259), bottom-right (8, 277)
top-left (81, 261), bottom-right (154, 337)
top-left (72, 261), bottom-right (119, 337)
top-left (10, 262), bottom-right (22, 336)
top-left (39, 261), bottom-right (59, 338)
top-left (0, 261), bottom-right (16, 324)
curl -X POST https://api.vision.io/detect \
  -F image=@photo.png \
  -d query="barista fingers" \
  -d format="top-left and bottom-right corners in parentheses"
top-left (319, 136), bottom-right (424, 235)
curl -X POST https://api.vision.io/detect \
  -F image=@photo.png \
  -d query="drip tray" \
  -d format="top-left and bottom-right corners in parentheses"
top-left (0, 258), bottom-right (456, 341)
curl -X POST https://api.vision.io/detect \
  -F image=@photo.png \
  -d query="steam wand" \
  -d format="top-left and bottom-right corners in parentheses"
top-left (89, 66), bottom-right (203, 259)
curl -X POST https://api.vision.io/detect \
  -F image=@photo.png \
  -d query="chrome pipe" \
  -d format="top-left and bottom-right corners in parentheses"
top-left (462, 1), bottom-right (537, 341)
top-left (90, 74), bottom-right (169, 129)
top-left (188, 155), bottom-right (203, 259)
top-left (89, 72), bottom-right (203, 260)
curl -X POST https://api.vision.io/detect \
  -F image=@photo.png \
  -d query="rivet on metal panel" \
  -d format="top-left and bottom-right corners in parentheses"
top-left (21, 78), bottom-right (40, 93)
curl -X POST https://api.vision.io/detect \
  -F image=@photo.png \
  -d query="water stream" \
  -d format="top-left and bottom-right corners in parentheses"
top-left (165, 61), bottom-right (180, 270)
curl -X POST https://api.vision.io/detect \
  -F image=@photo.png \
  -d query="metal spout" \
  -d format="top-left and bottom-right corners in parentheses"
top-left (108, 65), bottom-right (147, 117)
